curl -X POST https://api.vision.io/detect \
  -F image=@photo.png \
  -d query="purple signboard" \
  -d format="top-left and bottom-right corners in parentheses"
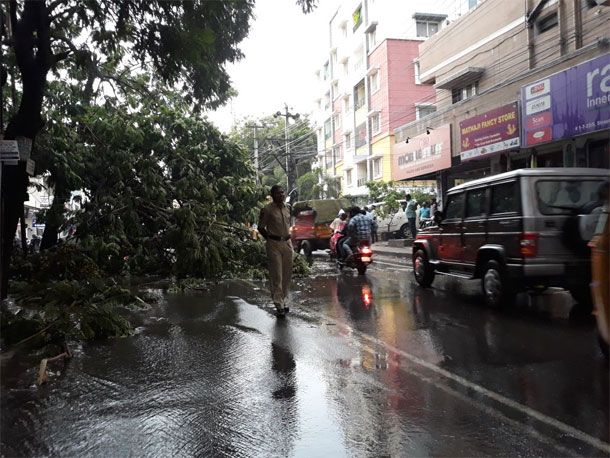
top-left (521, 54), bottom-right (610, 147)
top-left (460, 103), bottom-right (520, 161)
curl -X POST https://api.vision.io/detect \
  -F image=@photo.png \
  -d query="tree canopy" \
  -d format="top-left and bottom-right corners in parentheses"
top-left (0, 0), bottom-right (318, 298)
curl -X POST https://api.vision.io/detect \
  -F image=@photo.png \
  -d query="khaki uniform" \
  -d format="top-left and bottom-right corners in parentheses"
top-left (259, 202), bottom-right (293, 311)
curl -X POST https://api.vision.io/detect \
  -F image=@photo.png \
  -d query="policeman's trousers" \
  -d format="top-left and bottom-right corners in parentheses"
top-left (266, 239), bottom-right (293, 310)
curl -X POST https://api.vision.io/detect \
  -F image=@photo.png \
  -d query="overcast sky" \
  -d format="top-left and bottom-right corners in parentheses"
top-left (207, 0), bottom-right (337, 132)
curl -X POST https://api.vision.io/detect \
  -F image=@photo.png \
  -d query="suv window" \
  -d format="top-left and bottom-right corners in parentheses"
top-left (536, 180), bottom-right (606, 215)
top-left (444, 193), bottom-right (465, 220)
top-left (465, 188), bottom-right (487, 218)
top-left (491, 182), bottom-right (517, 214)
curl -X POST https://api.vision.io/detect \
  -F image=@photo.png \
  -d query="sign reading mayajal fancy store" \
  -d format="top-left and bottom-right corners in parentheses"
top-left (522, 53), bottom-right (610, 146)
top-left (391, 124), bottom-right (451, 181)
top-left (459, 103), bottom-right (520, 161)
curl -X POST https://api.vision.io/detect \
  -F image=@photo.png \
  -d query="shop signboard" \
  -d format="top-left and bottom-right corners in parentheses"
top-left (521, 54), bottom-right (610, 147)
top-left (391, 124), bottom-right (451, 181)
top-left (459, 103), bottom-right (520, 161)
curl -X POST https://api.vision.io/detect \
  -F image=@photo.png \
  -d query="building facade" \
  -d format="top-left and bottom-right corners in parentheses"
top-left (312, 0), bottom-right (479, 197)
top-left (393, 0), bottom-right (610, 202)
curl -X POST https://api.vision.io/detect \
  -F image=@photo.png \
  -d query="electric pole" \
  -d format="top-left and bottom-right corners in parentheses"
top-left (274, 104), bottom-right (300, 196)
top-left (246, 123), bottom-right (267, 184)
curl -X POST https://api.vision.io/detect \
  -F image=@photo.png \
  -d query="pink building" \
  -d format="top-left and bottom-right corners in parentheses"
top-left (367, 39), bottom-right (436, 184)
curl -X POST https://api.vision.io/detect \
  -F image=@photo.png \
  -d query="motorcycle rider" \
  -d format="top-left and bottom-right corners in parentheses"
top-left (342, 206), bottom-right (373, 261)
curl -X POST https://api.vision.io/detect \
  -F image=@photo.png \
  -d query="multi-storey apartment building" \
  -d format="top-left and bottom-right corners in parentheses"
top-left (393, 0), bottom-right (609, 201)
top-left (312, 0), bottom-right (478, 197)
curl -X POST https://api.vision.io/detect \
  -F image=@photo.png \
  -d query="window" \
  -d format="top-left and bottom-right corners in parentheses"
top-left (345, 132), bottom-right (352, 149)
top-left (343, 95), bottom-right (351, 112)
top-left (346, 169), bottom-right (353, 186)
top-left (367, 28), bottom-right (377, 49)
top-left (331, 81), bottom-right (339, 98)
top-left (354, 82), bottom-right (366, 109)
top-left (323, 62), bottom-right (329, 81)
top-left (334, 145), bottom-right (343, 162)
top-left (324, 92), bottom-right (330, 110)
top-left (325, 150), bottom-right (333, 169)
top-left (416, 105), bottom-right (436, 119)
top-left (535, 180), bottom-right (605, 215)
top-left (372, 158), bottom-right (382, 178)
top-left (416, 20), bottom-right (440, 38)
top-left (355, 122), bottom-right (367, 148)
top-left (324, 118), bottom-right (332, 140)
top-left (353, 6), bottom-right (362, 31)
top-left (370, 113), bottom-right (380, 133)
top-left (341, 23), bottom-right (348, 37)
top-left (333, 113), bottom-right (342, 131)
top-left (491, 182), bottom-right (517, 214)
top-left (369, 70), bottom-right (380, 92)
top-left (452, 81), bottom-right (479, 104)
top-left (468, 0), bottom-right (479, 9)
top-left (444, 193), bottom-right (465, 220)
top-left (342, 59), bottom-right (349, 76)
top-left (537, 13), bottom-right (558, 34)
top-left (465, 188), bottom-right (487, 218)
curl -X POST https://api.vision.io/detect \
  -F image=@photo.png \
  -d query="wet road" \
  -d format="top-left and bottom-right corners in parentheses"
top-left (1, 254), bottom-right (609, 457)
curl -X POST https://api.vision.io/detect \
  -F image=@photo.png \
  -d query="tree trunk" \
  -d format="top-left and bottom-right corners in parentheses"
top-left (1, 1), bottom-right (52, 299)
top-left (20, 211), bottom-right (27, 255)
top-left (39, 192), bottom-right (65, 251)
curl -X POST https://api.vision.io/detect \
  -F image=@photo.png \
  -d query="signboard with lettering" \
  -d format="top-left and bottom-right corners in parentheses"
top-left (521, 54), bottom-right (610, 147)
top-left (0, 140), bottom-right (19, 163)
top-left (459, 103), bottom-right (520, 161)
top-left (391, 124), bottom-right (451, 181)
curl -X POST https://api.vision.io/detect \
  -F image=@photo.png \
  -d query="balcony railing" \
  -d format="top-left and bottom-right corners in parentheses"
top-left (357, 178), bottom-right (367, 187)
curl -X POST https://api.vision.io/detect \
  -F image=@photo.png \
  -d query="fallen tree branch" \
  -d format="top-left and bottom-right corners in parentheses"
top-left (36, 344), bottom-right (72, 386)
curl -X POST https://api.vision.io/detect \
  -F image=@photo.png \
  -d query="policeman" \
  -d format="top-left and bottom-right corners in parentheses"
top-left (258, 185), bottom-right (293, 317)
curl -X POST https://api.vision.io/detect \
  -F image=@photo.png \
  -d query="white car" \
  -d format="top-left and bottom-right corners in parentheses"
top-left (371, 200), bottom-right (412, 238)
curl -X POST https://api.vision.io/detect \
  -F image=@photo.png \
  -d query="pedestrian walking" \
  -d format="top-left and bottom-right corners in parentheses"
top-left (258, 185), bottom-right (293, 318)
top-left (405, 194), bottom-right (418, 239)
top-left (430, 197), bottom-right (438, 218)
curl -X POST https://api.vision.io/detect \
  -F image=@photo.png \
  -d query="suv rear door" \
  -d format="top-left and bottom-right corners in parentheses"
top-left (439, 192), bottom-right (465, 264)
top-left (487, 180), bottom-right (522, 263)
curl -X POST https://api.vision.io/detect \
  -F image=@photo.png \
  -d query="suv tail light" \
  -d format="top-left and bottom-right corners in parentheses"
top-left (520, 232), bottom-right (538, 257)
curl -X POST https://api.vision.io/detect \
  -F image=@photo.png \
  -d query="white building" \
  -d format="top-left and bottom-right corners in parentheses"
top-left (312, 0), bottom-right (482, 197)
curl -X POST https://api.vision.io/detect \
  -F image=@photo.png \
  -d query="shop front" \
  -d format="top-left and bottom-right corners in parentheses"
top-left (520, 54), bottom-right (610, 170)
top-left (391, 124), bottom-right (452, 201)
top-left (448, 102), bottom-right (522, 186)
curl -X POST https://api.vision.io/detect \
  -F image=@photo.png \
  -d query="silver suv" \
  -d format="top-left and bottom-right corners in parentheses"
top-left (412, 168), bottom-right (610, 308)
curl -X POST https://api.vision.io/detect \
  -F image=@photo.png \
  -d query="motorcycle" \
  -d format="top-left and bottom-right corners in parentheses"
top-left (331, 236), bottom-right (373, 275)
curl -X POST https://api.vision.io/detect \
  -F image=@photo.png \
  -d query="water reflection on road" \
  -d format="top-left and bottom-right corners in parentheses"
top-left (1, 260), bottom-right (608, 457)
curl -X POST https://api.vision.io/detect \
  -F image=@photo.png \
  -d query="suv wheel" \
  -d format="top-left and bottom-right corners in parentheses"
top-left (413, 249), bottom-right (435, 287)
top-left (481, 260), bottom-right (515, 307)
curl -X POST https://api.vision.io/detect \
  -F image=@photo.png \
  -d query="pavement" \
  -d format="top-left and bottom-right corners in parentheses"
top-left (372, 240), bottom-right (412, 259)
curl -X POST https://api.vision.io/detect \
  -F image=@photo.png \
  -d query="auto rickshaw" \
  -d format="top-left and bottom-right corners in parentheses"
top-left (291, 198), bottom-right (350, 257)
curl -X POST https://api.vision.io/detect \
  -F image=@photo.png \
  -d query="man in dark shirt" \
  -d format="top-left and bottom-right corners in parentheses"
top-left (343, 207), bottom-right (373, 259)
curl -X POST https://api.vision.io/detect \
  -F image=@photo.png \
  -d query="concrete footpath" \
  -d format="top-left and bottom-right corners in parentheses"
top-left (372, 240), bottom-right (412, 259)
